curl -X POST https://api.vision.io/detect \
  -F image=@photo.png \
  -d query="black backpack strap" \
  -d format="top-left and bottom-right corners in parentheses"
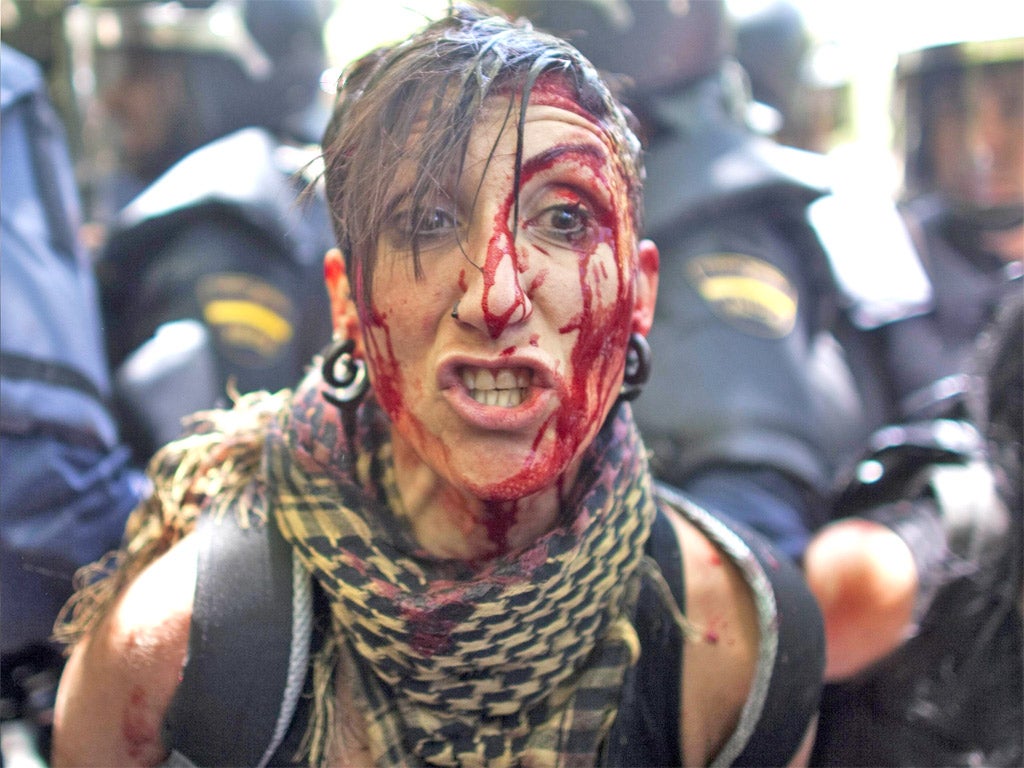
top-left (603, 504), bottom-right (686, 766)
top-left (163, 513), bottom-right (312, 767)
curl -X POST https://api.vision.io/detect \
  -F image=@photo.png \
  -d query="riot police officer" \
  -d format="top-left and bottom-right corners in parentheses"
top-left (808, 294), bottom-right (1023, 767)
top-left (502, 0), bottom-right (926, 559)
top-left (805, 35), bottom-right (1024, 767)
top-left (1, 42), bottom-right (148, 764)
top-left (882, 36), bottom-right (1023, 420)
top-left (66, 0), bottom-right (334, 462)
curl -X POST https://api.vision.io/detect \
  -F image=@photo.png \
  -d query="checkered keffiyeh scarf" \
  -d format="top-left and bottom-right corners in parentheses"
top-left (57, 363), bottom-right (657, 768)
top-left (267, 368), bottom-right (657, 767)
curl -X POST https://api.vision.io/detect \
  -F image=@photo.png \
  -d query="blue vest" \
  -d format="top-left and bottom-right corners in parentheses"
top-left (0, 44), bottom-right (145, 653)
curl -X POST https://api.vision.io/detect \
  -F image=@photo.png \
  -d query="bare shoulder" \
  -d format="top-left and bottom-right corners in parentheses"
top-left (663, 506), bottom-right (759, 766)
top-left (52, 533), bottom-right (199, 768)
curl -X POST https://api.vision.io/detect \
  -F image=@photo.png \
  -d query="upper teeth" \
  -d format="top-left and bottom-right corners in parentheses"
top-left (461, 368), bottom-right (532, 407)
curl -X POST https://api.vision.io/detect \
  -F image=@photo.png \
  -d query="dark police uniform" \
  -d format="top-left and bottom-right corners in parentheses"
top-left (98, 128), bottom-right (333, 461)
top-left (1, 44), bottom-right (146, 653)
top-left (881, 193), bottom-right (1023, 419)
top-left (1, 45), bottom-right (147, 757)
top-left (630, 72), bottom-right (928, 558)
top-left (810, 36), bottom-right (1024, 763)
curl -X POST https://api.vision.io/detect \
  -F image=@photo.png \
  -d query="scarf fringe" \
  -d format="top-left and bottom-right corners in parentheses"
top-left (53, 389), bottom-right (288, 650)
top-left (637, 556), bottom-right (704, 644)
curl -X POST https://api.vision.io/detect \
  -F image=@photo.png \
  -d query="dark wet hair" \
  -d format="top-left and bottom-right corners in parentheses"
top-left (321, 1), bottom-right (644, 304)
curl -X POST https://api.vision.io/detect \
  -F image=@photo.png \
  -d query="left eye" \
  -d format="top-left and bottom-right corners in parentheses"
top-left (531, 203), bottom-right (593, 244)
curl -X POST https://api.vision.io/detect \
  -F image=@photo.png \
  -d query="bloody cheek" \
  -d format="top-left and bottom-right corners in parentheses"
top-left (356, 256), bottom-right (419, 428)
top-left (360, 297), bottom-right (405, 424)
top-left (536, 173), bottom-right (632, 452)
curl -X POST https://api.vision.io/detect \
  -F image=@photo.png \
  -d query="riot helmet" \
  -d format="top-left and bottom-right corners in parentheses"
top-left (894, 36), bottom-right (1024, 230)
top-left (731, 1), bottom-right (851, 153)
top-left (733, 1), bottom-right (809, 135)
top-left (67, 0), bottom-right (329, 186)
top-left (497, 0), bottom-right (733, 98)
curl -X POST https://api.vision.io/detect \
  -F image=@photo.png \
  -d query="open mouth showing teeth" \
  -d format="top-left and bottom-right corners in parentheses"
top-left (460, 367), bottom-right (532, 407)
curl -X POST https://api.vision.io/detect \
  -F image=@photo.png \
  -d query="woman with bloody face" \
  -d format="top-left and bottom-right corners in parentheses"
top-left (50, 5), bottom-right (824, 767)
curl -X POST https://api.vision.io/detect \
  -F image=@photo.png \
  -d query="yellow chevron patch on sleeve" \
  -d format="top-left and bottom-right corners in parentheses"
top-left (685, 253), bottom-right (799, 338)
top-left (198, 274), bottom-right (295, 362)
top-left (204, 300), bottom-right (293, 344)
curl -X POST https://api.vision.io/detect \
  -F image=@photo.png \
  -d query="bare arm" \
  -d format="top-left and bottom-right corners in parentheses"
top-left (668, 510), bottom-right (759, 766)
top-left (671, 510), bottom-right (818, 767)
top-left (51, 533), bottom-right (199, 767)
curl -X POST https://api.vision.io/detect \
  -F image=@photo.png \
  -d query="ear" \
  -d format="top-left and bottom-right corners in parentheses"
top-left (323, 248), bottom-right (364, 355)
top-left (631, 239), bottom-right (659, 336)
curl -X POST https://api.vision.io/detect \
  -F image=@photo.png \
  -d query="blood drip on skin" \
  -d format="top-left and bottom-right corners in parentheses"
top-left (481, 499), bottom-right (519, 553)
top-left (463, 132), bottom-right (631, 540)
top-left (122, 686), bottom-right (159, 761)
top-left (325, 253), bottom-right (361, 351)
top-left (436, 483), bottom-right (491, 545)
top-left (482, 203), bottom-right (530, 340)
top-left (360, 303), bottom-right (401, 418)
top-left (366, 80), bottom-right (635, 553)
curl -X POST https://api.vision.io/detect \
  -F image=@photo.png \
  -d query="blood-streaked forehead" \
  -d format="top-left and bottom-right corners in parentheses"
top-left (518, 72), bottom-right (602, 118)
top-left (522, 74), bottom-right (637, 187)
top-left (519, 77), bottom-right (626, 165)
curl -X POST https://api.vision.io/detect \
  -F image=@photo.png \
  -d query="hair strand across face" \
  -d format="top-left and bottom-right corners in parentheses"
top-left (320, 2), bottom-right (643, 306)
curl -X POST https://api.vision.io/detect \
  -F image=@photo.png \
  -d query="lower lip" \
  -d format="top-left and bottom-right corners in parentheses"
top-left (442, 384), bottom-right (553, 431)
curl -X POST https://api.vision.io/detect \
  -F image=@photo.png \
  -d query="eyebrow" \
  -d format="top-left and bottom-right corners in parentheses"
top-left (521, 142), bottom-right (610, 178)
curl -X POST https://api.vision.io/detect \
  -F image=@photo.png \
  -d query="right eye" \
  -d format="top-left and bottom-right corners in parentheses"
top-left (417, 207), bottom-right (458, 235)
top-left (386, 206), bottom-right (459, 250)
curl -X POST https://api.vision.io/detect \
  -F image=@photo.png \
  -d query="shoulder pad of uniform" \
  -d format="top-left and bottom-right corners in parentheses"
top-left (118, 128), bottom-right (285, 226)
top-left (808, 190), bottom-right (934, 329)
top-left (642, 88), bottom-right (831, 236)
top-left (112, 128), bottom-right (330, 266)
top-left (0, 45), bottom-right (44, 109)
